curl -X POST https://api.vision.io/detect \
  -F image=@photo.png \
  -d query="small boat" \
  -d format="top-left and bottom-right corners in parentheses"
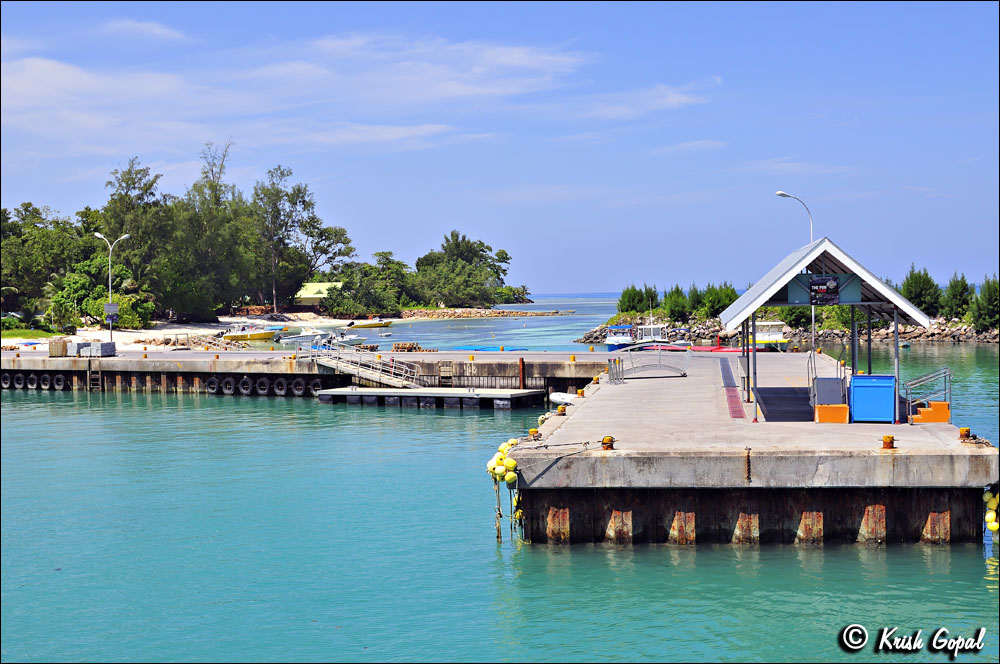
top-left (275, 327), bottom-right (323, 344)
top-left (379, 332), bottom-right (392, 337)
top-left (738, 321), bottom-right (791, 351)
top-left (605, 325), bottom-right (634, 351)
top-left (549, 392), bottom-right (579, 406)
top-left (346, 318), bottom-right (392, 329)
top-left (223, 324), bottom-right (280, 341)
top-left (606, 324), bottom-right (673, 351)
top-left (332, 331), bottom-right (365, 346)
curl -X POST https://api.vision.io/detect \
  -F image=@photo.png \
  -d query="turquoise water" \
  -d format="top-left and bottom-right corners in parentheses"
top-left (3, 391), bottom-right (998, 663)
top-left (3, 298), bottom-right (999, 662)
top-left (280, 293), bottom-right (619, 353)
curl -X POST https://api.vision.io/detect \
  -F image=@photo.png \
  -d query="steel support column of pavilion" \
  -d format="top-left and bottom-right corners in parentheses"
top-left (866, 306), bottom-right (873, 376)
top-left (850, 306), bottom-right (857, 375)
top-left (751, 311), bottom-right (758, 422)
top-left (893, 306), bottom-right (900, 424)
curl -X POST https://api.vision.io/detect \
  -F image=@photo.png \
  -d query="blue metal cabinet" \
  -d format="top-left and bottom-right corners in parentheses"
top-left (849, 375), bottom-right (896, 423)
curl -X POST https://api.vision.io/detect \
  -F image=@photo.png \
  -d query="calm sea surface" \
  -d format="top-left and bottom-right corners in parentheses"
top-left (3, 296), bottom-right (998, 662)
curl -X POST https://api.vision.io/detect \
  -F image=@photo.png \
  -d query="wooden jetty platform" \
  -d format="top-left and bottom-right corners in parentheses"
top-left (508, 352), bottom-right (998, 544)
top-left (318, 386), bottom-right (545, 409)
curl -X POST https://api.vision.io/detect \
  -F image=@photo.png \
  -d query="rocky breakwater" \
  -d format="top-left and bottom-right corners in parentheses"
top-left (401, 308), bottom-right (560, 319)
top-left (808, 319), bottom-right (997, 344)
top-left (575, 319), bottom-right (729, 345)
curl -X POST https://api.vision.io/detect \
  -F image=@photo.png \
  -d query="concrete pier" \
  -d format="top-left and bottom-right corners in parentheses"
top-left (511, 353), bottom-right (998, 544)
top-left (1, 348), bottom-right (602, 401)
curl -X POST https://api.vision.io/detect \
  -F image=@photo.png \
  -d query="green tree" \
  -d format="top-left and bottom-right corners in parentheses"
top-left (900, 264), bottom-right (941, 317)
top-left (970, 275), bottom-right (999, 333)
top-left (662, 284), bottom-right (690, 323)
top-left (940, 272), bottom-right (974, 320)
top-left (252, 165), bottom-right (350, 312)
top-left (698, 282), bottom-right (739, 318)
top-left (687, 284), bottom-right (703, 313)
top-left (617, 283), bottom-right (659, 313)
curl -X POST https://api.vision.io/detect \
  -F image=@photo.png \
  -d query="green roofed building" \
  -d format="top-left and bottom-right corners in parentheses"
top-left (294, 282), bottom-right (341, 307)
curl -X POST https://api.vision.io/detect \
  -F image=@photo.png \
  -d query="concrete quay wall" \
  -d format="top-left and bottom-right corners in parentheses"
top-left (522, 487), bottom-right (985, 544)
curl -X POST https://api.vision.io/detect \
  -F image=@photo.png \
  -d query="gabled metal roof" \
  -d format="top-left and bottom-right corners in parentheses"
top-left (718, 237), bottom-right (931, 332)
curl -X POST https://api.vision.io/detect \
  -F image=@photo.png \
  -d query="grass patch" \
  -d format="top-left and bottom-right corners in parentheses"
top-left (0, 329), bottom-right (62, 340)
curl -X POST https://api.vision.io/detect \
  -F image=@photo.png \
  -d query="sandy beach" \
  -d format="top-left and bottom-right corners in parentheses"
top-left (0, 308), bottom-right (561, 351)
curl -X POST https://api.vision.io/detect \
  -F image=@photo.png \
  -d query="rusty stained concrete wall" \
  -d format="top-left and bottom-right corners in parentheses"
top-left (522, 487), bottom-right (983, 544)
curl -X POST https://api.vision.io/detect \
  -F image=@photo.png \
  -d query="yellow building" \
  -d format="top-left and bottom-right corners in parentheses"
top-left (294, 282), bottom-right (341, 307)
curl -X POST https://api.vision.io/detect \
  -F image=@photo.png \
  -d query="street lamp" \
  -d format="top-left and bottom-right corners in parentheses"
top-left (94, 232), bottom-right (130, 342)
top-left (775, 191), bottom-right (816, 349)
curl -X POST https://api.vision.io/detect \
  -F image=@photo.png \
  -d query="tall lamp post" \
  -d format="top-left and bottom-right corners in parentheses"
top-left (775, 191), bottom-right (816, 350)
top-left (94, 232), bottom-right (130, 342)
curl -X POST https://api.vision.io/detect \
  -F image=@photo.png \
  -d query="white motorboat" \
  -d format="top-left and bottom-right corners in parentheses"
top-left (275, 327), bottom-right (324, 344)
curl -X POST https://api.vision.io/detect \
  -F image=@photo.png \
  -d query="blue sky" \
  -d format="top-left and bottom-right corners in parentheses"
top-left (2, 1), bottom-right (998, 292)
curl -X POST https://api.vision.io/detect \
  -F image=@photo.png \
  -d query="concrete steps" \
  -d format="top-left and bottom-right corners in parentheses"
top-left (912, 400), bottom-right (950, 423)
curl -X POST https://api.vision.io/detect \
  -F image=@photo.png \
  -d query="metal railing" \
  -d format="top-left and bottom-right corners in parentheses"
top-left (295, 340), bottom-right (419, 386)
top-left (606, 346), bottom-right (692, 384)
top-left (807, 342), bottom-right (848, 407)
top-left (607, 358), bottom-right (625, 384)
top-left (903, 367), bottom-right (953, 424)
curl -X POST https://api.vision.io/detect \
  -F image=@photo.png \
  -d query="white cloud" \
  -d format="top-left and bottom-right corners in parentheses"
top-left (746, 157), bottom-right (851, 175)
top-left (1, 35), bottom-right (44, 58)
top-left (651, 139), bottom-right (726, 155)
top-left (102, 19), bottom-right (188, 41)
top-left (586, 83), bottom-right (705, 119)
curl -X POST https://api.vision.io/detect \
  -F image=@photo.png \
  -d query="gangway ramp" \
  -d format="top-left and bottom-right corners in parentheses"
top-left (298, 342), bottom-right (420, 388)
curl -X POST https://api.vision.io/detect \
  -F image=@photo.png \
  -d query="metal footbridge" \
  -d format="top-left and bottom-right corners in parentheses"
top-left (296, 342), bottom-right (420, 388)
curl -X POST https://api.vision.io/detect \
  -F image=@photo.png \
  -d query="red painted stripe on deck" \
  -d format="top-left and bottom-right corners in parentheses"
top-left (725, 387), bottom-right (745, 418)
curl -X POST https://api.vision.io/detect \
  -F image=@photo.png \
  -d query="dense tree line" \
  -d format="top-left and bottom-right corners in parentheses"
top-left (612, 268), bottom-right (998, 333)
top-left (616, 282), bottom-right (739, 322)
top-left (319, 231), bottom-right (528, 316)
top-left (1, 144), bottom-right (528, 331)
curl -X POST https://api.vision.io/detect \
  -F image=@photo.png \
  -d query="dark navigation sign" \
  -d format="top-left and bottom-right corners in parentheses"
top-left (809, 276), bottom-right (840, 305)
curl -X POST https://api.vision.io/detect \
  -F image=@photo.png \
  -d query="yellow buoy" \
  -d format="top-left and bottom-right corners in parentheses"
top-left (494, 465), bottom-right (507, 478)
top-left (504, 458), bottom-right (517, 471)
top-left (988, 521), bottom-right (1000, 533)
top-left (985, 491), bottom-right (995, 503)
top-left (504, 471), bottom-right (517, 485)
top-left (507, 438), bottom-right (518, 447)
top-left (498, 443), bottom-right (511, 454)
top-left (985, 510), bottom-right (997, 524)
top-left (988, 497), bottom-right (999, 511)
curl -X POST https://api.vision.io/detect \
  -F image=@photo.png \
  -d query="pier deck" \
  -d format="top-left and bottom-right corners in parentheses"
top-left (512, 352), bottom-right (998, 544)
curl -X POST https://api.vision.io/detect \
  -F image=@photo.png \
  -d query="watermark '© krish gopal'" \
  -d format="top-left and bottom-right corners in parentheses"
top-left (839, 624), bottom-right (987, 659)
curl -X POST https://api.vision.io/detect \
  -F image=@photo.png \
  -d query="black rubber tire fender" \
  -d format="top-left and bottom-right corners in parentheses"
top-left (52, 374), bottom-right (66, 391)
top-left (290, 377), bottom-right (307, 397)
top-left (1, 372), bottom-right (10, 389)
top-left (255, 377), bottom-right (270, 396)
top-left (205, 376), bottom-right (220, 394)
top-left (273, 377), bottom-right (288, 396)
top-left (39, 374), bottom-right (51, 390)
top-left (238, 377), bottom-right (253, 396)
top-left (308, 378), bottom-right (323, 397)
top-left (13, 373), bottom-right (25, 389)
top-left (26, 374), bottom-right (38, 390)
top-left (221, 377), bottom-right (236, 395)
